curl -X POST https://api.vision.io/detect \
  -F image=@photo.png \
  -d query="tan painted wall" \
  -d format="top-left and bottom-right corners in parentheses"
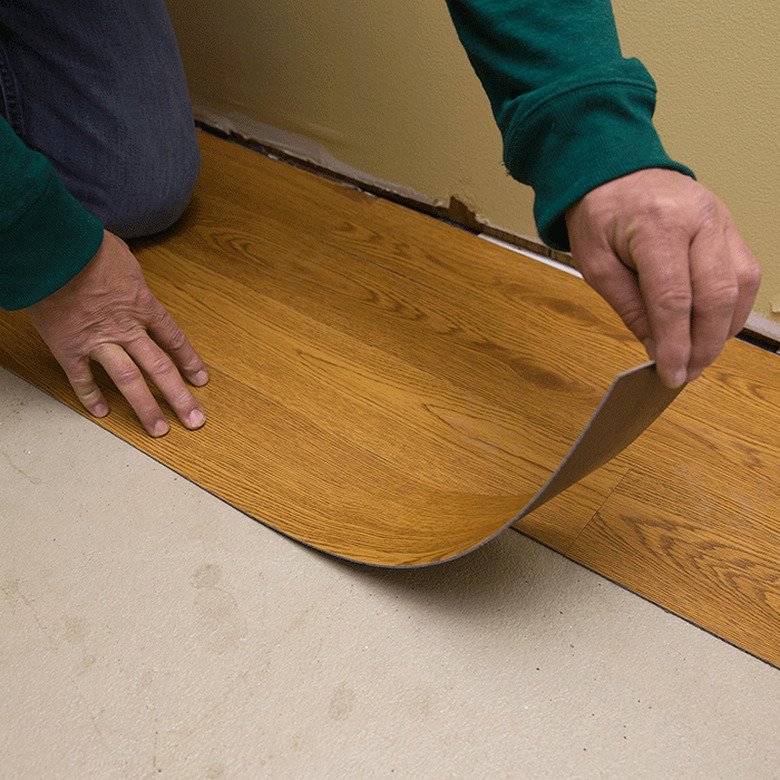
top-left (166, 0), bottom-right (779, 330)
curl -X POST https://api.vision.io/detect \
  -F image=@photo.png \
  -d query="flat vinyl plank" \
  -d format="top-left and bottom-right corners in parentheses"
top-left (569, 468), bottom-right (780, 667)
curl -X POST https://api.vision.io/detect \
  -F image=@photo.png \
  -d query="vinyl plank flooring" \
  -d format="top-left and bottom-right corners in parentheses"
top-left (1, 131), bottom-right (779, 661)
top-left (568, 469), bottom-right (780, 667)
top-left (565, 339), bottom-right (780, 666)
top-left (0, 131), bottom-right (644, 564)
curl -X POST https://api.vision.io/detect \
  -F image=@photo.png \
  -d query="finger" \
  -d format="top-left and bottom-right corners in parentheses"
top-left (124, 335), bottom-right (206, 431)
top-left (60, 356), bottom-right (110, 419)
top-left (727, 231), bottom-right (762, 339)
top-left (632, 235), bottom-right (693, 389)
top-left (93, 343), bottom-right (170, 437)
top-left (575, 250), bottom-right (653, 350)
top-left (146, 300), bottom-right (209, 387)
top-left (686, 230), bottom-right (738, 381)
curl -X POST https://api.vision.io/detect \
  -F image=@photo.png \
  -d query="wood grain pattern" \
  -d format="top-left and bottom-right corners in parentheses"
top-left (515, 363), bottom-right (682, 518)
top-left (568, 469), bottom-right (780, 667)
top-left (0, 131), bottom-right (656, 567)
top-left (2, 131), bottom-right (779, 665)
top-left (563, 339), bottom-right (780, 667)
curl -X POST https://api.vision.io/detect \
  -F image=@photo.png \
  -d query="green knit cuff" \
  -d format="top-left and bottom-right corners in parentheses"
top-left (0, 170), bottom-right (104, 310)
top-left (501, 60), bottom-right (695, 251)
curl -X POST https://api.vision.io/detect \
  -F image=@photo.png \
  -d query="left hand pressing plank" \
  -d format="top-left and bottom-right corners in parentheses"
top-left (25, 230), bottom-right (209, 436)
top-left (565, 168), bottom-right (761, 388)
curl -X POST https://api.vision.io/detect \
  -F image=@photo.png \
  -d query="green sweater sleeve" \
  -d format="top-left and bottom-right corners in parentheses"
top-left (0, 115), bottom-right (104, 311)
top-left (445, 0), bottom-right (695, 251)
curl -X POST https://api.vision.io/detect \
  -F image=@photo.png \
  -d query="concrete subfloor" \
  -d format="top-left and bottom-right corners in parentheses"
top-left (2, 364), bottom-right (779, 779)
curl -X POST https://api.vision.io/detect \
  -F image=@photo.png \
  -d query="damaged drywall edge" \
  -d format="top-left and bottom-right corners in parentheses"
top-left (745, 312), bottom-right (780, 348)
top-left (192, 105), bottom-right (571, 264)
top-left (193, 105), bottom-right (438, 208)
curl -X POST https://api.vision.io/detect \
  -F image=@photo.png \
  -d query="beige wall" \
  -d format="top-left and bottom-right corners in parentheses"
top-left (166, 0), bottom-right (779, 332)
top-left (614, 1), bottom-right (779, 331)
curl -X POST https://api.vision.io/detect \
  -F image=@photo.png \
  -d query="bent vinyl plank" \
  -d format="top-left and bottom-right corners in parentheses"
top-left (0, 132), bottom-right (675, 567)
top-left (0, 275), bottom-right (674, 565)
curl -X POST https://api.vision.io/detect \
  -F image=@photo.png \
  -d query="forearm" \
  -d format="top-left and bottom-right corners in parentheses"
top-left (445, 0), bottom-right (694, 249)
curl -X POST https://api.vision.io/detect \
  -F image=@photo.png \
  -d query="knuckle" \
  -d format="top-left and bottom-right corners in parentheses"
top-left (641, 197), bottom-right (680, 228)
top-left (632, 187), bottom-right (721, 240)
top-left (68, 372), bottom-right (96, 392)
top-left (635, 195), bottom-right (694, 234)
top-left (144, 297), bottom-right (170, 323)
top-left (173, 393), bottom-right (198, 413)
top-left (137, 289), bottom-right (160, 314)
top-left (653, 287), bottom-right (693, 317)
top-left (74, 384), bottom-right (101, 404)
top-left (164, 327), bottom-right (189, 353)
top-left (690, 191), bottom-right (721, 229)
top-left (695, 282), bottom-right (739, 316)
top-left (94, 309), bottom-right (144, 340)
top-left (148, 355), bottom-right (177, 378)
top-left (112, 363), bottom-right (143, 387)
top-left (621, 305), bottom-right (647, 334)
top-left (739, 262), bottom-right (762, 294)
top-left (578, 259), bottom-right (614, 290)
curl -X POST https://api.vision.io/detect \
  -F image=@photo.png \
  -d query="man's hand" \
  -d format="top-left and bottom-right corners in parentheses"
top-left (25, 230), bottom-right (209, 436)
top-left (565, 169), bottom-right (761, 388)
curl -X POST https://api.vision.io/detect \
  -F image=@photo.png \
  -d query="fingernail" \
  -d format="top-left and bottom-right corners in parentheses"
top-left (671, 369), bottom-right (687, 388)
top-left (93, 403), bottom-right (109, 418)
top-left (187, 409), bottom-right (206, 429)
top-left (192, 369), bottom-right (209, 386)
top-left (153, 420), bottom-right (170, 437)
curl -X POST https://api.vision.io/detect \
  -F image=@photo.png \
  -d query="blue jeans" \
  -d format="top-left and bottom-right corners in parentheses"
top-left (0, 0), bottom-right (200, 237)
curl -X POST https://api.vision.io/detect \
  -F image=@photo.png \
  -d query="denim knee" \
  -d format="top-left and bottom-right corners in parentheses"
top-left (0, 0), bottom-right (202, 239)
top-left (96, 130), bottom-right (202, 239)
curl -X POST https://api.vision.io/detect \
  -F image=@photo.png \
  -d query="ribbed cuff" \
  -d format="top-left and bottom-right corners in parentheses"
top-left (0, 170), bottom-right (104, 310)
top-left (501, 59), bottom-right (695, 252)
